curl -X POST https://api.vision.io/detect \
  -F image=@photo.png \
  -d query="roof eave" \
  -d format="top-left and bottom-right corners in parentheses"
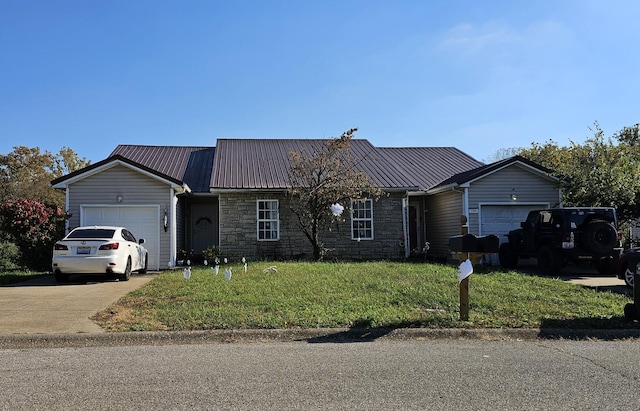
top-left (209, 188), bottom-right (289, 194)
top-left (51, 157), bottom-right (189, 192)
top-left (426, 182), bottom-right (462, 195)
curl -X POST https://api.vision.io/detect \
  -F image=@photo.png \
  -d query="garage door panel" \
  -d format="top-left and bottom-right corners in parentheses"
top-left (82, 206), bottom-right (159, 270)
top-left (481, 205), bottom-right (546, 241)
top-left (481, 204), bottom-right (546, 266)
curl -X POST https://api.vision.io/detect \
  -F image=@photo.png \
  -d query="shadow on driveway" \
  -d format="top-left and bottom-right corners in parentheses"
top-left (2, 273), bottom-right (157, 288)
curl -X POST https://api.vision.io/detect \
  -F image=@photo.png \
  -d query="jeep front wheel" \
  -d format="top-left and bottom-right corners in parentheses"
top-left (537, 246), bottom-right (562, 276)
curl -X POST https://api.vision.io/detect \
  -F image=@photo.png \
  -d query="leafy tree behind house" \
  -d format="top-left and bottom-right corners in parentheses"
top-left (0, 146), bottom-right (90, 207)
top-left (512, 122), bottom-right (640, 221)
top-left (0, 146), bottom-right (87, 270)
top-left (287, 129), bottom-right (383, 261)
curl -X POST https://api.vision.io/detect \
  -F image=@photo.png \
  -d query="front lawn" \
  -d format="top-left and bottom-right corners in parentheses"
top-left (91, 261), bottom-right (634, 331)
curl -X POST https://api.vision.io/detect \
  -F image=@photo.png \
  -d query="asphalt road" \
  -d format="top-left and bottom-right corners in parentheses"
top-left (0, 267), bottom-right (637, 410)
top-left (1, 340), bottom-right (639, 410)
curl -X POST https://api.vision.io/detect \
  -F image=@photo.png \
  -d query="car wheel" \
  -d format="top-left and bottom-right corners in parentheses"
top-left (537, 246), bottom-right (562, 276)
top-left (139, 254), bottom-right (148, 274)
top-left (54, 272), bottom-right (69, 283)
top-left (623, 264), bottom-right (634, 288)
top-left (498, 243), bottom-right (518, 269)
top-left (119, 258), bottom-right (132, 281)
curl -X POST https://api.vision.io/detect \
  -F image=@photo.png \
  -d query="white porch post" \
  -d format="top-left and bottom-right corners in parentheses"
top-left (169, 188), bottom-right (177, 268)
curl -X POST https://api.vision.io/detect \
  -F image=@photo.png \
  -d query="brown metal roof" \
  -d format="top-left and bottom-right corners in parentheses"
top-left (110, 145), bottom-right (215, 192)
top-left (210, 139), bottom-right (485, 191)
top-left (210, 139), bottom-right (339, 189)
top-left (53, 140), bottom-right (488, 193)
top-left (376, 147), bottom-right (485, 190)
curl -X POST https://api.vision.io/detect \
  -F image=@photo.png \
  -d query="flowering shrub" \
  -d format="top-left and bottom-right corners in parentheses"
top-left (202, 245), bottom-right (220, 263)
top-left (0, 198), bottom-right (69, 270)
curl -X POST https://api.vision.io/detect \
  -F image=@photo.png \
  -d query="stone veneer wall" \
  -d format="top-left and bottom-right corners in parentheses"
top-left (218, 191), bottom-right (406, 261)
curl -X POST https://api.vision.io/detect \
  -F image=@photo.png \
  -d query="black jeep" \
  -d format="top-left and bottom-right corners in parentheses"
top-left (499, 207), bottom-right (622, 276)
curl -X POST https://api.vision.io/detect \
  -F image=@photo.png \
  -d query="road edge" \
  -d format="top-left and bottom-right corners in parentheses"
top-left (2, 327), bottom-right (640, 349)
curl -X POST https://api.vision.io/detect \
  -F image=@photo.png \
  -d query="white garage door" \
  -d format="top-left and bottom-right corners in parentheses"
top-left (481, 205), bottom-right (546, 243)
top-left (82, 205), bottom-right (159, 270)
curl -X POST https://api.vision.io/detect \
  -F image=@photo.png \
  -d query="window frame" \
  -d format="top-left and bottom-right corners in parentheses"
top-left (256, 199), bottom-right (280, 241)
top-left (350, 198), bottom-right (374, 240)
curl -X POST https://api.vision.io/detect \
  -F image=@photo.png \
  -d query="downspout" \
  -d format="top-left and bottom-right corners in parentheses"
top-left (402, 194), bottom-right (409, 258)
top-left (65, 186), bottom-right (70, 234)
top-left (558, 186), bottom-right (563, 207)
top-left (462, 187), bottom-right (469, 222)
top-left (452, 186), bottom-right (470, 232)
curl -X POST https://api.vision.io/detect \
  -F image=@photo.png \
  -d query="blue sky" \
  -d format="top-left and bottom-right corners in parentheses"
top-left (2, 0), bottom-right (639, 164)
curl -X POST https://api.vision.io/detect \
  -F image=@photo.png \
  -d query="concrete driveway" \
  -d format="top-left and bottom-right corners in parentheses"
top-left (0, 273), bottom-right (156, 335)
top-left (563, 271), bottom-right (627, 288)
top-left (514, 261), bottom-right (630, 294)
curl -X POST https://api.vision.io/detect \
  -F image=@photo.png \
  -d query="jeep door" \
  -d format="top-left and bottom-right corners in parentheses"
top-left (521, 211), bottom-right (540, 253)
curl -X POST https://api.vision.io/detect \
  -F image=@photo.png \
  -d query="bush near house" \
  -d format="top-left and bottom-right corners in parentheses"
top-left (0, 240), bottom-right (21, 271)
top-left (0, 198), bottom-right (69, 271)
top-left (202, 245), bottom-right (221, 263)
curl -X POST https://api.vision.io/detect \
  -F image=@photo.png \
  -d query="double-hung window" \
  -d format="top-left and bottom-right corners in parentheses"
top-left (351, 198), bottom-right (373, 240)
top-left (257, 200), bottom-right (279, 241)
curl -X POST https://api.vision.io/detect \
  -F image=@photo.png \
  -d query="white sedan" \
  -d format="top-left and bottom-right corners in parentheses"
top-left (52, 226), bottom-right (148, 282)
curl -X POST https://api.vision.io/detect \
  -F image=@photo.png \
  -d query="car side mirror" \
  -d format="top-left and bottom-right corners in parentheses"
top-left (139, 238), bottom-right (145, 244)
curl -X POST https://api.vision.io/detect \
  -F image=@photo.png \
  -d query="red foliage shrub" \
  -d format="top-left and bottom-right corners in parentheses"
top-left (0, 198), bottom-right (69, 270)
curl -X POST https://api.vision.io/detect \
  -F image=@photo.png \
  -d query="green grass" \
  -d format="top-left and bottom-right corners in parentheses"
top-left (0, 270), bottom-right (45, 285)
top-left (92, 261), bottom-right (635, 332)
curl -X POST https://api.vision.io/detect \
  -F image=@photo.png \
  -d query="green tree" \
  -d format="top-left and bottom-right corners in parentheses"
top-left (287, 129), bottom-right (383, 261)
top-left (482, 147), bottom-right (522, 163)
top-left (613, 123), bottom-right (640, 146)
top-left (516, 123), bottom-right (640, 220)
top-left (0, 146), bottom-right (90, 207)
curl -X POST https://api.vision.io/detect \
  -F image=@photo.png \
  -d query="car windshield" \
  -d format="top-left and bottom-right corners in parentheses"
top-left (67, 229), bottom-right (116, 239)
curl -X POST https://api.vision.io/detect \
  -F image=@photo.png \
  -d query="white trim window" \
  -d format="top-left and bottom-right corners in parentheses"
top-left (257, 199), bottom-right (279, 241)
top-left (351, 198), bottom-right (373, 240)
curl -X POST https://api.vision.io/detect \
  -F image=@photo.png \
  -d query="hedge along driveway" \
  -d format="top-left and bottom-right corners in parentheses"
top-left (0, 273), bottom-right (156, 334)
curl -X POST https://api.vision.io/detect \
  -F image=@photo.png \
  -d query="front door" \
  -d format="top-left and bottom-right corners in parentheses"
top-left (191, 202), bottom-right (219, 255)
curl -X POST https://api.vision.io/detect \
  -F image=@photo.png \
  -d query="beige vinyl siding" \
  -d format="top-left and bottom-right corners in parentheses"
top-left (466, 164), bottom-right (560, 235)
top-left (425, 190), bottom-right (464, 257)
top-left (65, 164), bottom-right (172, 269)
